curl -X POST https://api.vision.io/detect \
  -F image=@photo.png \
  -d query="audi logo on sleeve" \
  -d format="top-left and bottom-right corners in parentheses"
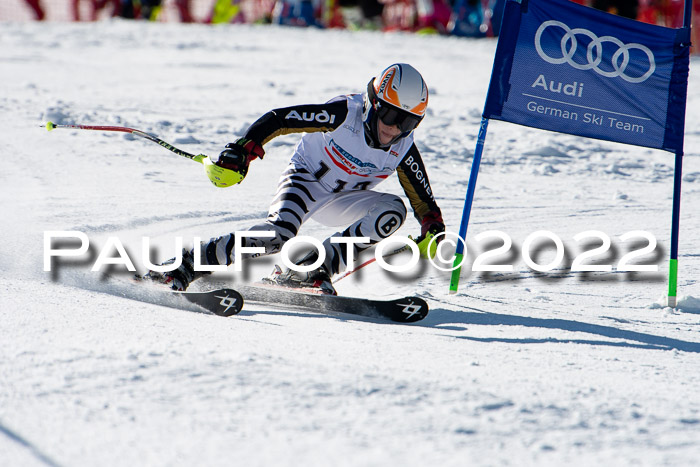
top-left (534, 20), bottom-right (656, 84)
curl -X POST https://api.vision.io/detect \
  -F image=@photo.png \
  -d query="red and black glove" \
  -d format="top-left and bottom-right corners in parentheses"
top-left (420, 211), bottom-right (445, 240)
top-left (214, 138), bottom-right (265, 178)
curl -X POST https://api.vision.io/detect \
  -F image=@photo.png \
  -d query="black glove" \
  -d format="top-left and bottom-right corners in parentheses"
top-left (214, 138), bottom-right (265, 179)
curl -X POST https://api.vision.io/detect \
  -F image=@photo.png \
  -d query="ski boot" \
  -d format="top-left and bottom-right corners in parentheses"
top-left (265, 251), bottom-right (337, 295)
top-left (141, 249), bottom-right (210, 291)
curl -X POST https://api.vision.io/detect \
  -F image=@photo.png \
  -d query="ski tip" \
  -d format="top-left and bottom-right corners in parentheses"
top-left (213, 289), bottom-right (244, 317)
top-left (182, 288), bottom-right (244, 317)
top-left (46, 121), bottom-right (56, 131)
top-left (391, 296), bottom-right (429, 323)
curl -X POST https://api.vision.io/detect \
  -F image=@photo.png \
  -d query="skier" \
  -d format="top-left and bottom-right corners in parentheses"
top-left (147, 63), bottom-right (444, 294)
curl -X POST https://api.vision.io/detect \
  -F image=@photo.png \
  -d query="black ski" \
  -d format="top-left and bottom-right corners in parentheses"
top-left (122, 274), bottom-right (245, 316)
top-left (179, 289), bottom-right (244, 317)
top-left (234, 284), bottom-right (429, 323)
top-left (114, 275), bottom-right (423, 321)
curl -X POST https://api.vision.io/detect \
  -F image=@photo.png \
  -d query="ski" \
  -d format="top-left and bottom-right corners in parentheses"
top-left (179, 289), bottom-right (244, 317)
top-left (104, 274), bottom-right (244, 317)
top-left (115, 274), bottom-right (424, 321)
top-left (233, 284), bottom-right (429, 323)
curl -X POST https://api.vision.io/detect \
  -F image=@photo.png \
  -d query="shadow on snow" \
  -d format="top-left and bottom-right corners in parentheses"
top-left (421, 304), bottom-right (700, 353)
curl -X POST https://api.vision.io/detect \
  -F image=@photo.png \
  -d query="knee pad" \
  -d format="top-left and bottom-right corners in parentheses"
top-left (370, 194), bottom-right (406, 239)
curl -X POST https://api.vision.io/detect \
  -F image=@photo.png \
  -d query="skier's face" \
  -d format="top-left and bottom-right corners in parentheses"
top-left (377, 119), bottom-right (402, 146)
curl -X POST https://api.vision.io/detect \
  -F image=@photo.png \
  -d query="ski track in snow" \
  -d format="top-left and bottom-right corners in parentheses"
top-left (1, 20), bottom-right (700, 467)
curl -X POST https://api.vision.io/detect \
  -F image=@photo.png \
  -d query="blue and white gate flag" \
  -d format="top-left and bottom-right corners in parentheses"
top-left (483, 0), bottom-right (690, 153)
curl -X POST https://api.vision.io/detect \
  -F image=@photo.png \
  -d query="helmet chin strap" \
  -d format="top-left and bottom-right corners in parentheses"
top-left (362, 101), bottom-right (380, 148)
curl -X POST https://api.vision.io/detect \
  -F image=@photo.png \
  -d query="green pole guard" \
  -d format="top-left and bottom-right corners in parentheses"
top-left (449, 253), bottom-right (464, 295)
top-left (667, 258), bottom-right (678, 307)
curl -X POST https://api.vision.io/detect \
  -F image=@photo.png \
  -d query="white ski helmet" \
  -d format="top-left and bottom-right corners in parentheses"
top-left (363, 63), bottom-right (428, 148)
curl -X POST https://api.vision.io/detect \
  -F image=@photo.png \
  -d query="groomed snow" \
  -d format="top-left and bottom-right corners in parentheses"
top-left (1, 20), bottom-right (699, 466)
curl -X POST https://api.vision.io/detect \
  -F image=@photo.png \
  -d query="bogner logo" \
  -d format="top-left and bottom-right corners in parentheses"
top-left (534, 19), bottom-right (656, 83)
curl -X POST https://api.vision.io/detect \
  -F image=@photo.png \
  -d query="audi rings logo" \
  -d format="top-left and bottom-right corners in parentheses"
top-left (534, 20), bottom-right (656, 83)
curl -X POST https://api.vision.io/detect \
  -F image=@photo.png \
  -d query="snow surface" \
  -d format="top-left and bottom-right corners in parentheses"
top-left (2, 20), bottom-right (700, 467)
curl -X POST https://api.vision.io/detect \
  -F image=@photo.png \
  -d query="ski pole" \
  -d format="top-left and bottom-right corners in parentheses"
top-left (44, 121), bottom-right (243, 188)
top-left (335, 244), bottom-right (410, 282)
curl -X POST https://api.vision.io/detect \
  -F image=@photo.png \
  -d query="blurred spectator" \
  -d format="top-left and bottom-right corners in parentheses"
top-left (591, 0), bottom-right (638, 19)
top-left (97, 0), bottom-right (121, 17)
top-left (358, 0), bottom-right (384, 25)
top-left (272, 0), bottom-right (321, 26)
top-left (694, 0), bottom-right (700, 55)
top-left (323, 0), bottom-right (347, 28)
top-left (24, 0), bottom-right (45, 20)
top-left (209, 0), bottom-right (247, 23)
top-left (71, 0), bottom-right (120, 20)
top-left (321, 0), bottom-right (384, 29)
top-left (448, 0), bottom-right (487, 36)
top-left (119, 0), bottom-right (163, 19)
top-left (15, 0), bottom-right (698, 56)
top-left (658, 0), bottom-right (684, 27)
top-left (174, 0), bottom-right (194, 22)
top-left (415, 0), bottom-right (451, 33)
top-left (637, 0), bottom-right (660, 23)
top-left (381, 0), bottom-right (416, 31)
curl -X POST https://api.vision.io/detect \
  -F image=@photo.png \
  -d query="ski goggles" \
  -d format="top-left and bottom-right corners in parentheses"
top-left (375, 103), bottom-right (423, 133)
